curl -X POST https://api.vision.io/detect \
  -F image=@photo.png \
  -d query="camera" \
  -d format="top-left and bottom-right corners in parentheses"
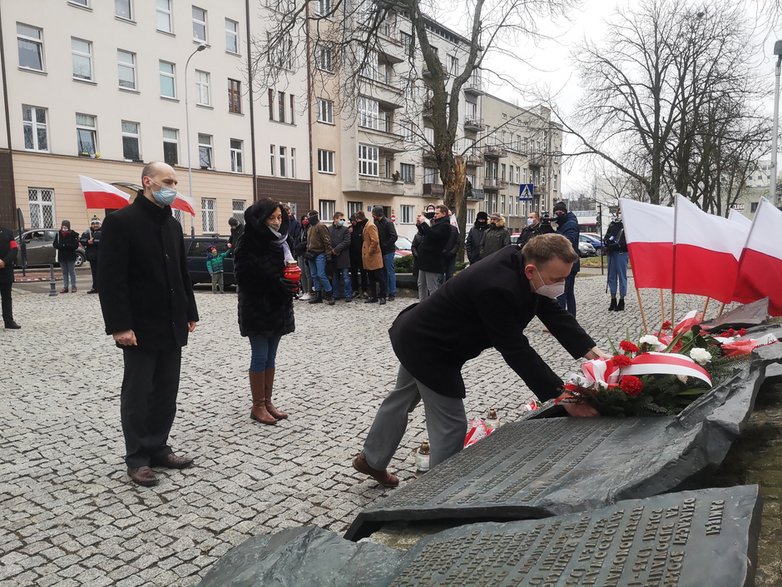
top-left (540, 212), bottom-right (553, 225)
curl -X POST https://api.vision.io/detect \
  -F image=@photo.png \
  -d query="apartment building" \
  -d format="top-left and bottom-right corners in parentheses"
top-left (0, 0), bottom-right (310, 232)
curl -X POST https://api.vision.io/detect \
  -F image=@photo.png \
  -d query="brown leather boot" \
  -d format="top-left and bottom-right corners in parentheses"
top-left (264, 367), bottom-right (288, 420)
top-left (249, 371), bottom-right (276, 425)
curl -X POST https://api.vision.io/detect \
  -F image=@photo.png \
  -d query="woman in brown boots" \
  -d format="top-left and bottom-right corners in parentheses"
top-left (235, 198), bottom-right (298, 425)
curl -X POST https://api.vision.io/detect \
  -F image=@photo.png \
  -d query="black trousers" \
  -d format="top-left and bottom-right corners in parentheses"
top-left (368, 267), bottom-right (387, 299)
top-left (121, 346), bottom-right (182, 468)
top-left (89, 260), bottom-right (99, 290)
top-left (1, 281), bottom-right (13, 325)
top-left (350, 265), bottom-right (368, 295)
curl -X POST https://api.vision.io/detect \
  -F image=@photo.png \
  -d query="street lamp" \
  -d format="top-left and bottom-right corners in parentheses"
top-left (770, 40), bottom-right (782, 205)
top-left (185, 43), bottom-right (207, 235)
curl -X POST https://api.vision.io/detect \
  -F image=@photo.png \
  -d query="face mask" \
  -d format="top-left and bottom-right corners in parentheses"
top-left (150, 181), bottom-right (177, 206)
top-left (533, 268), bottom-right (566, 299)
top-left (424, 212), bottom-right (435, 220)
top-left (338, 219), bottom-right (346, 227)
top-left (526, 218), bottom-right (534, 226)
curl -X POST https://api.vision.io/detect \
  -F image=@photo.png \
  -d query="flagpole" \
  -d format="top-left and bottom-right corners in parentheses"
top-left (671, 293), bottom-right (676, 327)
top-left (702, 297), bottom-right (710, 319)
top-left (718, 302), bottom-right (726, 318)
top-left (636, 286), bottom-right (649, 333)
top-left (671, 195), bottom-right (680, 327)
top-left (659, 289), bottom-right (665, 326)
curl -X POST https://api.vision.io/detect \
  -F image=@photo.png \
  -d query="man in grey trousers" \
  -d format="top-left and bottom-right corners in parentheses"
top-left (352, 234), bottom-right (608, 488)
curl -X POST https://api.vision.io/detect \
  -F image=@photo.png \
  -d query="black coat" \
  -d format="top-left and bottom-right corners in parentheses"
top-left (555, 211), bottom-right (581, 273)
top-left (389, 245), bottom-right (595, 401)
top-left (80, 228), bottom-right (101, 263)
top-left (0, 226), bottom-right (18, 285)
top-left (98, 192), bottom-right (199, 351)
top-left (518, 221), bottom-right (554, 247)
top-left (465, 223), bottom-right (487, 264)
top-left (603, 220), bottom-right (627, 253)
top-left (375, 216), bottom-right (397, 255)
top-left (349, 220), bottom-right (366, 267)
top-left (415, 217), bottom-right (451, 273)
top-left (328, 223), bottom-right (351, 269)
top-left (53, 229), bottom-right (80, 263)
top-left (235, 200), bottom-right (295, 338)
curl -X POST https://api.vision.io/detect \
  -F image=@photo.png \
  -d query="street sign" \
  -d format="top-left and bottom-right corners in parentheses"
top-left (518, 183), bottom-right (534, 202)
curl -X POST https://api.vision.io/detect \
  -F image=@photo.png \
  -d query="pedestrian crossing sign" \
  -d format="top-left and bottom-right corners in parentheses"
top-left (518, 183), bottom-right (534, 201)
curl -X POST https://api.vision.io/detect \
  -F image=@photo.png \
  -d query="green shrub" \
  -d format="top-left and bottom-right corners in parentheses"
top-left (395, 255), bottom-right (414, 273)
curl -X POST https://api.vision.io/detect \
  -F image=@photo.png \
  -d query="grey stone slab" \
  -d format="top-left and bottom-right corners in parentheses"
top-left (345, 351), bottom-right (769, 541)
top-left (701, 297), bottom-right (769, 330)
top-left (200, 486), bottom-right (761, 587)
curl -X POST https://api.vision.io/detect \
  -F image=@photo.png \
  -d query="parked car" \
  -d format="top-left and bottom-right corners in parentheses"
top-left (14, 229), bottom-right (86, 268)
top-left (578, 240), bottom-right (597, 257)
top-left (395, 235), bottom-right (413, 258)
top-left (185, 235), bottom-right (235, 286)
top-left (580, 233), bottom-right (604, 251)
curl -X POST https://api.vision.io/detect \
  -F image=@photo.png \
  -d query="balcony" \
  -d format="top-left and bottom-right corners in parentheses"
top-left (464, 76), bottom-right (483, 95)
top-left (483, 144), bottom-right (507, 158)
top-left (423, 183), bottom-right (445, 197)
top-left (483, 178), bottom-right (508, 190)
top-left (529, 152), bottom-right (546, 167)
top-left (357, 127), bottom-right (405, 154)
top-left (466, 188), bottom-right (485, 201)
top-left (464, 117), bottom-right (485, 132)
top-left (349, 176), bottom-right (405, 197)
top-left (465, 150), bottom-right (483, 166)
top-left (360, 77), bottom-right (404, 109)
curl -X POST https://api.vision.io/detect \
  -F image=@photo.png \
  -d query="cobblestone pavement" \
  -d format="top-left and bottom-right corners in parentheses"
top-left (0, 271), bottom-right (774, 586)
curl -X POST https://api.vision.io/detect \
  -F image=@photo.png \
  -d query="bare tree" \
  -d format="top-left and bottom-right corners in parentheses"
top-left (252, 0), bottom-right (577, 238)
top-left (550, 0), bottom-right (770, 214)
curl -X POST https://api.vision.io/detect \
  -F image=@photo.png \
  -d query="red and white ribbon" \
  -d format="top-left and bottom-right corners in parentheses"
top-left (580, 351), bottom-right (712, 388)
top-left (672, 310), bottom-right (703, 336)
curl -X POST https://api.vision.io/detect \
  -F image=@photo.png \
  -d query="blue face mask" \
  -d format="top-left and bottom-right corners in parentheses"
top-left (150, 181), bottom-right (177, 206)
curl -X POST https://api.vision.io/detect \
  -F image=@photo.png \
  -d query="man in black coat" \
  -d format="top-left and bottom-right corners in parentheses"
top-left (80, 216), bottom-right (102, 294)
top-left (415, 204), bottom-right (451, 301)
top-left (372, 206), bottom-right (398, 300)
top-left (553, 201), bottom-right (580, 317)
top-left (0, 225), bottom-right (20, 329)
top-left (465, 211), bottom-right (489, 265)
top-left (352, 233), bottom-right (608, 488)
top-left (99, 161), bottom-right (199, 488)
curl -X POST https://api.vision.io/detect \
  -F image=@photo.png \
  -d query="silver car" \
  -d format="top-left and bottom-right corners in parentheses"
top-left (15, 229), bottom-right (86, 268)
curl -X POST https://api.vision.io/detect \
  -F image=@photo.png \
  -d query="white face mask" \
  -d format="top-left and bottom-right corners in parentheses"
top-left (526, 218), bottom-right (534, 226)
top-left (533, 268), bottom-right (566, 299)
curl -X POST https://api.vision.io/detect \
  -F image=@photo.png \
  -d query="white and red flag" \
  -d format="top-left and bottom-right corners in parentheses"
top-left (728, 208), bottom-right (752, 228)
top-left (619, 198), bottom-right (674, 289)
top-left (672, 195), bottom-right (748, 303)
top-left (733, 198), bottom-right (782, 315)
top-left (79, 175), bottom-right (131, 209)
top-left (171, 194), bottom-right (196, 216)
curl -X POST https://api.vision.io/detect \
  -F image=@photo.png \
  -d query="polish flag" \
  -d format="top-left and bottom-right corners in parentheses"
top-left (79, 175), bottom-right (131, 209)
top-left (673, 195), bottom-right (748, 303)
top-left (619, 198), bottom-right (674, 289)
top-left (171, 194), bottom-right (196, 216)
top-left (733, 198), bottom-right (782, 315)
top-left (728, 209), bottom-right (752, 228)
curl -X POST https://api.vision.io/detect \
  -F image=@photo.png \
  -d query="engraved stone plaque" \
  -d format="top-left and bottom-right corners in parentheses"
top-left (345, 350), bottom-right (770, 541)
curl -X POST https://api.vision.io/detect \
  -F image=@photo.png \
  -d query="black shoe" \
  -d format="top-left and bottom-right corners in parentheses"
top-left (308, 293), bottom-right (323, 304)
top-left (379, 297), bottom-right (387, 305)
top-left (4, 322), bottom-right (21, 330)
top-left (325, 293), bottom-right (335, 306)
top-left (364, 297), bottom-right (378, 303)
top-left (616, 298), bottom-right (625, 311)
top-left (608, 297), bottom-right (617, 311)
top-left (351, 291), bottom-right (361, 299)
top-left (388, 295), bottom-right (395, 301)
top-left (344, 296), bottom-right (352, 303)
top-left (87, 289), bottom-right (98, 294)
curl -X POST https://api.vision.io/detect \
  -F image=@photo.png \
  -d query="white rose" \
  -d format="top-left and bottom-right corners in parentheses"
top-left (689, 348), bottom-right (712, 365)
top-left (639, 334), bottom-right (665, 350)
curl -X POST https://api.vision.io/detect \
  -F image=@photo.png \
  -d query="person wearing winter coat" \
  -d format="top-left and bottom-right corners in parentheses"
top-left (553, 201), bottom-right (581, 317)
top-left (206, 246), bottom-right (230, 294)
top-left (349, 214), bottom-right (368, 299)
top-left (603, 215), bottom-right (628, 311)
top-left (479, 213), bottom-right (511, 259)
top-left (0, 225), bottom-right (20, 329)
top-left (305, 210), bottom-right (334, 305)
top-left (415, 205), bottom-right (451, 301)
top-left (235, 197), bottom-right (298, 426)
top-left (518, 211), bottom-right (554, 247)
top-left (360, 210), bottom-right (387, 304)
top-left (372, 206), bottom-right (398, 301)
top-left (465, 211), bottom-right (489, 265)
top-left (80, 216), bottom-right (102, 293)
top-left (328, 212), bottom-right (353, 301)
top-left (53, 219), bottom-right (80, 293)
top-left (294, 216), bottom-right (312, 300)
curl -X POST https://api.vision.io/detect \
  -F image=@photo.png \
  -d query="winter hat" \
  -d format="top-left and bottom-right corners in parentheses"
top-left (372, 205), bottom-right (385, 217)
top-left (553, 201), bottom-right (568, 214)
top-left (228, 217), bottom-right (239, 227)
top-left (90, 216), bottom-right (101, 225)
top-left (476, 211), bottom-right (489, 221)
top-left (61, 220), bottom-right (71, 228)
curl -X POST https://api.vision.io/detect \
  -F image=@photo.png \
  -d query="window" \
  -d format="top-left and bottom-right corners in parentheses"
top-left (315, 0), bottom-right (331, 15)
top-left (279, 146), bottom-right (287, 177)
top-left (195, 70), bottom-right (211, 106)
top-left (318, 149), bottom-right (335, 173)
top-left (290, 94), bottom-right (295, 125)
top-left (162, 127), bottom-right (178, 166)
top-left (317, 98), bottom-right (333, 123)
top-left (447, 54), bottom-right (458, 75)
top-left (172, 208), bottom-right (183, 223)
top-left (401, 122), bottom-right (414, 142)
top-left (400, 163), bottom-right (415, 184)
top-left (501, 163), bottom-right (506, 181)
top-left (225, 18), bottom-right (239, 53)
top-left (267, 31), bottom-right (293, 70)
top-left (315, 45), bottom-right (332, 71)
top-left (277, 91), bottom-right (286, 123)
top-left (192, 6), bottom-right (207, 42)
top-left (197, 133), bottom-right (212, 168)
top-left (424, 126), bottom-right (434, 145)
top-left (28, 188), bottom-right (55, 228)
top-left (401, 205), bottom-right (415, 224)
top-left (270, 144), bottom-right (276, 176)
top-left (17, 24), bottom-right (44, 71)
top-left (115, 0), bottom-right (133, 20)
top-left (201, 197), bottom-right (216, 233)
top-left (358, 144), bottom-right (378, 176)
top-left (159, 61), bottom-right (176, 98)
top-left (69, 0), bottom-right (90, 6)
top-left (228, 78), bottom-right (242, 113)
top-left (117, 49), bottom-right (137, 90)
top-left (319, 200), bottom-right (336, 221)
top-left (291, 148), bottom-right (296, 178)
top-left (400, 31), bottom-right (413, 57)
top-left (121, 121), bottom-right (141, 161)
top-left (71, 38), bottom-right (93, 81)
top-left (347, 201), bottom-right (362, 217)
top-left (424, 167), bottom-right (438, 184)
top-left (156, 0), bottom-right (172, 32)
top-left (232, 200), bottom-right (246, 223)
top-left (22, 105), bottom-right (48, 152)
top-left (358, 97), bottom-right (381, 130)
top-left (467, 208), bottom-right (475, 225)
top-left (230, 139), bottom-right (243, 172)
top-left (267, 88), bottom-right (274, 120)
top-left (76, 113), bottom-right (97, 156)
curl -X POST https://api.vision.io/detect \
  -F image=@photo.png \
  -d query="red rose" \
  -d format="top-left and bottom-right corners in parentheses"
top-left (620, 375), bottom-right (644, 397)
top-left (612, 354), bottom-right (633, 367)
top-left (619, 340), bottom-right (640, 353)
top-left (661, 321), bottom-right (672, 330)
top-left (738, 328), bottom-right (748, 336)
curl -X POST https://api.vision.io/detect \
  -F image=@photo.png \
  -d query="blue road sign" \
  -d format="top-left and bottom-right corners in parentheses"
top-left (518, 183), bottom-right (534, 202)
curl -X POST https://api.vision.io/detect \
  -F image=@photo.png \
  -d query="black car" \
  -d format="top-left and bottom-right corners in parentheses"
top-left (15, 229), bottom-right (86, 268)
top-left (186, 235), bottom-right (236, 286)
